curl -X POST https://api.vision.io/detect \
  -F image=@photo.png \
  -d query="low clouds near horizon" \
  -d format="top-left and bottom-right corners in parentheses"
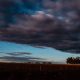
top-left (0, 52), bottom-right (46, 62)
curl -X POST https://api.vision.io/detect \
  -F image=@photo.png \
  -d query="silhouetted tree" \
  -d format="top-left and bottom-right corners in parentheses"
top-left (67, 57), bottom-right (80, 64)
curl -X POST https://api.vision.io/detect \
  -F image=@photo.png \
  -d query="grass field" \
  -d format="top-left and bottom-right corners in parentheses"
top-left (0, 62), bottom-right (80, 80)
top-left (0, 62), bottom-right (80, 71)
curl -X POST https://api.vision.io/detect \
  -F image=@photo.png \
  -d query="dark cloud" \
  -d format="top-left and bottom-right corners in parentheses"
top-left (6, 52), bottom-right (32, 56)
top-left (0, 56), bottom-right (46, 62)
top-left (0, 13), bottom-right (80, 53)
top-left (0, 52), bottom-right (46, 62)
top-left (0, 0), bottom-right (80, 53)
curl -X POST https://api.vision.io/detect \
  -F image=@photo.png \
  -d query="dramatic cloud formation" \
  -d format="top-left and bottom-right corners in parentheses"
top-left (0, 0), bottom-right (80, 53)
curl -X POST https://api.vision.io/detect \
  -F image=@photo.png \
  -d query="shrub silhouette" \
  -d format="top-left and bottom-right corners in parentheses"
top-left (67, 57), bottom-right (80, 64)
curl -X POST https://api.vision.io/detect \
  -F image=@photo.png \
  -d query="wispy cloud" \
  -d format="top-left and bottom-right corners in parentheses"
top-left (6, 52), bottom-right (32, 56)
top-left (0, 51), bottom-right (47, 62)
top-left (0, 56), bottom-right (46, 63)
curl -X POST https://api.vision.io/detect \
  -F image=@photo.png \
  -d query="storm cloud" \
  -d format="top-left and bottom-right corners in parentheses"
top-left (0, 0), bottom-right (80, 53)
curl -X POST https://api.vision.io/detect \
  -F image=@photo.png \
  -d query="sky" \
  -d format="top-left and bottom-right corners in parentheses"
top-left (0, 41), bottom-right (80, 63)
top-left (0, 0), bottom-right (80, 63)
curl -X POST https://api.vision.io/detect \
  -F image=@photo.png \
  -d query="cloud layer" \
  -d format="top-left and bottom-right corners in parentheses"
top-left (0, 12), bottom-right (80, 53)
top-left (0, 0), bottom-right (80, 53)
top-left (0, 52), bottom-right (46, 62)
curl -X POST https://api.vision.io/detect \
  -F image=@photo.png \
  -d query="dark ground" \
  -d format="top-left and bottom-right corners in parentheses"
top-left (0, 63), bottom-right (80, 80)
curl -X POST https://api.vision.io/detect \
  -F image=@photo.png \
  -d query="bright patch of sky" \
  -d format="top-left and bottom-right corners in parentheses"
top-left (0, 41), bottom-right (80, 62)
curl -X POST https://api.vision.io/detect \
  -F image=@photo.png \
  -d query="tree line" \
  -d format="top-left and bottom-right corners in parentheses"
top-left (67, 57), bottom-right (80, 64)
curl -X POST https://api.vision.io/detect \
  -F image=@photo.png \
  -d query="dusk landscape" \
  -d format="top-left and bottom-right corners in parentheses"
top-left (0, 0), bottom-right (80, 80)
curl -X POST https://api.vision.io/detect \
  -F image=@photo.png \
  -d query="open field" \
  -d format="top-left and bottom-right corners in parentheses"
top-left (0, 63), bottom-right (80, 80)
top-left (0, 62), bottom-right (80, 71)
